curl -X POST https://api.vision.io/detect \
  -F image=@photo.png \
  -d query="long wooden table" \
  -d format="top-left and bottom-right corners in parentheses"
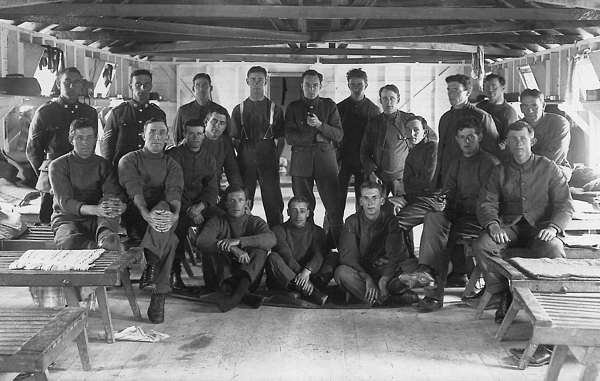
top-left (0, 248), bottom-right (143, 344)
top-left (0, 307), bottom-right (91, 380)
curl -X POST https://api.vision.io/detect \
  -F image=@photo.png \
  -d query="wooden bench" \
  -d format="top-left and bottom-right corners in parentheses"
top-left (0, 249), bottom-right (144, 344)
top-left (0, 307), bottom-right (91, 380)
top-left (0, 225), bottom-right (56, 250)
top-left (498, 287), bottom-right (600, 379)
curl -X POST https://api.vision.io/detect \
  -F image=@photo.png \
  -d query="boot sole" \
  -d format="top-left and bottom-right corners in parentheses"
top-left (141, 284), bottom-right (157, 294)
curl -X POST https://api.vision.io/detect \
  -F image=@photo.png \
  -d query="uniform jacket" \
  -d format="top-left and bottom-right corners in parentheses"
top-left (529, 112), bottom-right (571, 168)
top-left (101, 100), bottom-right (166, 168)
top-left (477, 154), bottom-right (574, 233)
top-left (26, 97), bottom-right (97, 192)
top-left (403, 137), bottom-right (438, 196)
top-left (166, 144), bottom-right (218, 212)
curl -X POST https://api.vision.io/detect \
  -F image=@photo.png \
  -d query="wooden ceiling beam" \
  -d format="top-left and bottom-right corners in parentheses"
top-left (12, 15), bottom-right (310, 42)
top-left (113, 47), bottom-right (487, 57)
top-left (147, 54), bottom-right (471, 64)
top-left (109, 41), bottom-right (286, 54)
top-left (526, 0), bottom-right (600, 9)
top-left (3, 4), bottom-right (600, 20)
top-left (322, 21), bottom-right (600, 41)
top-left (51, 30), bottom-right (581, 45)
top-left (0, 0), bottom-right (63, 8)
top-left (113, 44), bottom-right (522, 57)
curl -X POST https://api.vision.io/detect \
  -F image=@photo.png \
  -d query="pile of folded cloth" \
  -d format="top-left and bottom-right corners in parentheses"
top-left (9, 249), bottom-right (104, 271)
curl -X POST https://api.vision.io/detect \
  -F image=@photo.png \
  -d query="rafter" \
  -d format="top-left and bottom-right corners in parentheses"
top-left (0, 0), bottom-right (63, 8)
top-left (12, 16), bottom-right (311, 42)
top-left (50, 30), bottom-right (581, 45)
top-left (111, 43), bottom-right (523, 57)
top-left (526, 0), bottom-right (600, 9)
top-left (321, 21), bottom-right (600, 41)
top-left (2, 4), bottom-right (600, 20)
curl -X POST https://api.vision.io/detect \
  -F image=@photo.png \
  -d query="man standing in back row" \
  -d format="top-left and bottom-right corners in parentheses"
top-left (172, 73), bottom-right (230, 146)
top-left (230, 66), bottom-right (285, 227)
top-left (27, 67), bottom-right (98, 224)
top-left (101, 70), bottom-right (166, 171)
top-left (284, 69), bottom-right (344, 248)
top-left (337, 68), bottom-right (380, 214)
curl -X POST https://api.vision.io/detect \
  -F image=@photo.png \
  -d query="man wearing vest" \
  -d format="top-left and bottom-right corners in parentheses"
top-left (230, 66), bottom-right (285, 228)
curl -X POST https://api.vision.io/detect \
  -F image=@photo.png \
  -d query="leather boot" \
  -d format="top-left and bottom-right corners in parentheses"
top-left (148, 293), bottom-right (166, 324)
top-left (169, 260), bottom-right (186, 291)
top-left (139, 263), bottom-right (157, 294)
top-left (495, 288), bottom-right (513, 324)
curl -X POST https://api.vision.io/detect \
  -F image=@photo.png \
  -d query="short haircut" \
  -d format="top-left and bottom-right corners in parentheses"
top-left (184, 119), bottom-right (205, 130)
top-left (520, 88), bottom-right (544, 102)
top-left (379, 84), bottom-right (400, 98)
top-left (288, 196), bottom-right (310, 209)
top-left (69, 118), bottom-right (97, 137)
top-left (223, 185), bottom-right (248, 200)
top-left (484, 73), bottom-right (506, 86)
top-left (204, 109), bottom-right (228, 125)
top-left (143, 117), bottom-right (167, 132)
top-left (301, 69), bottom-right (323, 84)
top-left (346, 68), bottom-right (367, 83)
top-left (507, 120), bottom-right (535, 137)
top-left (360, 181), bottom-right (383, 197)
top-left (57, 67), bottom-right (82, 80)
top-left (130, 69), bottom-right (152, 81)
top-left (406, 115), bottom-right (429, 131)
top-left (247, 66), bottom-right (267, 77)
top-left (455, 116), bottom-right (482, 135)
top-left (446, 74), bottom-right (472, 93)
top-left (193, 73), bottom-right (212, 85)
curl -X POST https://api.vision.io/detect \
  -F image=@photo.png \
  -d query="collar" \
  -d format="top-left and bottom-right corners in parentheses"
top-left (301, 96), bottom-right (320, 109)
top-left (128, 99), bottom-right (150, 109)
top-left (184, 144), bottom-right (202, 155)
top-left (57, 97), bottom-right (79, 108)
top-left (141, 147), bottom-right (165, 158)
top-left (193, 99), bottom-right (212, 109)
top-left (510, 153), bottom-right (535, 170)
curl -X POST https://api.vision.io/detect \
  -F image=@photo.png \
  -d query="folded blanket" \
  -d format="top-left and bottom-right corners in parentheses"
top-left (9, 249), bottom-right (104, 271)
top-left (508, 257), bottom-right (600, 281)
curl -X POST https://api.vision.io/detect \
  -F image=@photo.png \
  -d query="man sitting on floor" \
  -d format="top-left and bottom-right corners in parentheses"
top-left (334, 181), bottom-right (419, 307)
top-left (119, 118), bottom-right (184, 324)
top-left (266, 197), bottom-right (338, 306)
top-left (166, 119), bottom-right (219, 291)
top-left (49, 118), bottom-right (126, 251)
top-left (399, 116), bottom-right (499, 312)
top-left (196, 185), bottom-right (276, 312)
top-left (474, 120), bottom-right (574, 323)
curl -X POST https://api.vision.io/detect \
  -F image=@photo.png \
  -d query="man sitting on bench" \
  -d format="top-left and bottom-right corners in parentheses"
top-left (474, 120), bottom-right (574, 365)
top-left (266, 196), bottom-right (336, 305)
top-left (49, 118), bottom-right (126, 251)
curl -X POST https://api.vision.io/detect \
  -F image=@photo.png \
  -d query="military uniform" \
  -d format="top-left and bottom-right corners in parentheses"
top-left (26, 97), bottom-right (98, 223)
top-left (172, 100), bottom-right (229, 145)
top-left (100, 100), bottom-right (166, 169)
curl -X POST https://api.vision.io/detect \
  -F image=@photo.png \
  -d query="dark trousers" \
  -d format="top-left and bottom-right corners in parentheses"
top-left (292, 174), bottom-right (343, 248)
top-left (39, 192), bottom-right (53, 224)
top-left (240, 161), bottom-right (284, 228)
top-left (265, 251), bottom-right (340, 291)
top-left (382, 178), bottom-right (403, 198)
top-left (334, 258), bottom-right (419, 306)
top-left (338, 163), bottom-right (364, 215)
top-left (418, 210), bottom-right (481, 301)
top-left (124, 200), bottom-right (178, 294)
top-left (473, 222), bottom-right (566, 294)
top-left (52, 212), bottom-right (119, 250)
top-left (203, 247), bottom-right (267, 293)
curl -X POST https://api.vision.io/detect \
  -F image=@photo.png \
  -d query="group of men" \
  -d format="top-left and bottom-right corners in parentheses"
top-left (25, 64), bottom-right (574, 365)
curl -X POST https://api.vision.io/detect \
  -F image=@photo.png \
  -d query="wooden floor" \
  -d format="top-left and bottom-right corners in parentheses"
top-left (0, 184), bottom-right (589, 381)
top-left (0, 283), bottom-right (587, 381)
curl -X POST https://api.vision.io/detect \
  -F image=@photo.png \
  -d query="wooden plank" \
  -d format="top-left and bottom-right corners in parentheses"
top-left (3, 4), bottom-right (600, 20)
top-left (12, 16), bottom-right (311, 42)
top-left (322, 21), bottom-right (600, 41)
top-left (532, 0), bottom-right (600, 9)
top-left (514, 287), bottom-right (553, 327)
top-left (0, 0), bottom-right (62, 8)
